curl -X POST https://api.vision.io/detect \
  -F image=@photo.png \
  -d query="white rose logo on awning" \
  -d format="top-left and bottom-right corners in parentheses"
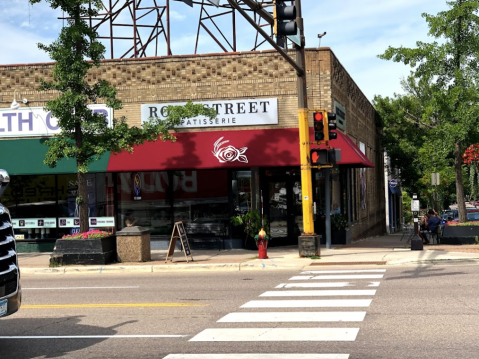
top-left (212, 137), bottom-right (248, 163)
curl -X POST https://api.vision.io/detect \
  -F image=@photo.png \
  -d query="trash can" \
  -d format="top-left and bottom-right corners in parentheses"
top-left (116, 226), bottom-right (151, 262)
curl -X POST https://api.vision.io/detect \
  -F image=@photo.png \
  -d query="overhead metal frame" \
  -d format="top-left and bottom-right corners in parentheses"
top-left (74, 0), bottom-right (286, 59)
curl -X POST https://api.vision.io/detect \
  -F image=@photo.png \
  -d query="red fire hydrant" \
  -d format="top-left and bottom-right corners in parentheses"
top-left (256, 228), bottom-right (269, 259)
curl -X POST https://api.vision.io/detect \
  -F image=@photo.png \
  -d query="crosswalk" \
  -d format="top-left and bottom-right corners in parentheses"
top-left (163, 268), bottom-right (386, 358)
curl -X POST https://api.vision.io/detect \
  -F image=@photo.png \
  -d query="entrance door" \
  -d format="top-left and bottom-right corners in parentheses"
top-left (266, 177), bottom-right (303, 245)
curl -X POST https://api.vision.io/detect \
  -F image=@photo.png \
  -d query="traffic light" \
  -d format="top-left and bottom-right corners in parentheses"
top-left (313, 111), bottom-right (325, 141)
top-left (273, 0), bottom-right (297, 47)
top-left (326, 112), bottom-right (337, 140)
top-left (310, 149), bottom-right (341, 165)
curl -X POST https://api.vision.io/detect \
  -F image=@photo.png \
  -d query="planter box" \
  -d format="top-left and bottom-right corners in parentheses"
top-left (441, 226), bottom-right (479, 244)
top-left (332, 228), bottom-right (351, 245)
top-left (50, 236), bottom-right (117, 266)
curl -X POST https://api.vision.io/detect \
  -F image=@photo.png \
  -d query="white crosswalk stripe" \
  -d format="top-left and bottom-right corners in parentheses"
top-left (189, 328), bottom-right (360, 342)
top-left (241, 299), bottom-right (372, 308)
top-left (164, 355), bottom-right (350, 359)
top-left (289, 274), bottom-right (384, 280)
top-left (217, 311), bottom-right (367, 322)
top-left (301, 270), bottom-right (386, 274)
top-left (275, 282), bottom-right (355, 288)
top-left (260, 290), bottom-right (376, 297)
top-left (164, 268), bottom-right (386, 358)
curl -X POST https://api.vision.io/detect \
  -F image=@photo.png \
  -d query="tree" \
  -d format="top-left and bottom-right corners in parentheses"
top-left (30, 0), bottom-right (216, 232)
top-left (374, 75), bottom-right (457, 210)
top-left (378, 0), bottom-right (479, 222)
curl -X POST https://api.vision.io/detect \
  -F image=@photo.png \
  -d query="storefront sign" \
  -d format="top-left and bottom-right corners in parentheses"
top-left (12, 218), bottom-right (56, 229)
top-left (141, 98), bottom-right (278, 128)
top-left (0, 104), bottom-right (113, 137)
top-left (59, 217), bottom-right (115, 228)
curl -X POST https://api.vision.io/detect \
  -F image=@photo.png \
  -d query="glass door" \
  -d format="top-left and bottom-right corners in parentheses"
top-left (266, 176), bottom-right (302, 245)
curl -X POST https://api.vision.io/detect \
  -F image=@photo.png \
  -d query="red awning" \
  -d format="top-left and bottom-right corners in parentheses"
top-left (324, 131), bottom-right (375, 168)
top-left (107, 127), bottom-right (374, 172)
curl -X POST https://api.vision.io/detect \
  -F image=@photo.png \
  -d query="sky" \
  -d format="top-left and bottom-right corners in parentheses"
top-left (2, 0), bottom-right (449, 102)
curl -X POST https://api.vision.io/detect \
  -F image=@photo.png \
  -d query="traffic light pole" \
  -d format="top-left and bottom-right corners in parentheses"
top-left (295, 0), bottom-right (321, 256)
top-left (227, 0), bottom-right (320, 256)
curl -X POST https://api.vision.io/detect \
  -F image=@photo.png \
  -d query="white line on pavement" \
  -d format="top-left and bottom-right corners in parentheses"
top-left (311, 275), bottom-right (384, 280)
top-left (240, 299), bottom-right (372, 308)
top-left (301, 270), bottom-right (386, 274)
top-left (260, 290), bottom-right (376, 297)
top-left (22, 286), bottom-right (140, 290)
top-left (0, 335), bottom-right (187, 339)
top-left (217, 311), bottom-right (366, 322)
top-left (289, 276), bottom-right (313, 280)
top-left (189, 328), bottom-right (359, 342)
top-left (368, 282), bottom-right (381, 287)
top-left (163, 355), bottom-right (350, 359)
top-left (275, 282), bottom-right (354, 288)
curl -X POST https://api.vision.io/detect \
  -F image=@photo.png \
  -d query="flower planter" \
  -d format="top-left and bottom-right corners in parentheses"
top-left (332, 228), bottom-right (351, 245)
top-left (50, 236), bottom-right (117, 266)
top-left (441, 226), bottom-right (479, 244)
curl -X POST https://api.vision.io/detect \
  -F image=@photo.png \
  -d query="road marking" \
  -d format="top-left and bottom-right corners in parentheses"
top-left (309, 275), bottom-right (384, 280)
top-left (289, 276), bottom-right (314, 280)
top-left (240, 299), bottom-right (372, 308)
top-left (0, 335), bottom-right (187, 339)
top-left (368, 282), bottom-right (381, 287)
top-left (275, 282), bottom-right (354, 288)
top-left (190, 328), bottom-right (359, 342)
top-left (260, 290), bottom-right (376, 297)
top-left (164, 355), bottom-right (350, 358)
top-left (23, 286), bottom-right (140, 290)
top-left (301, 270), bottom-right (386, 274)
top-left (217, 311), bottom-right (366, 322)
top-left (22, 303), bottom-right (208, 309)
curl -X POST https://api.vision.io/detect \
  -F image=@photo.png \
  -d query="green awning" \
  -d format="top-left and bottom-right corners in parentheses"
top-left (0, 139), bottom-right (110, 175)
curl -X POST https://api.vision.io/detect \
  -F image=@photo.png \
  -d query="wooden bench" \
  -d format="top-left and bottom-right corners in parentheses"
top-left (185, 222), bottom-right (227, 250)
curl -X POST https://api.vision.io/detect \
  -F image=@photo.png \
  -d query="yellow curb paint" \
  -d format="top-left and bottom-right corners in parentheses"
top-left (22, 303), bottom-right (209, 309)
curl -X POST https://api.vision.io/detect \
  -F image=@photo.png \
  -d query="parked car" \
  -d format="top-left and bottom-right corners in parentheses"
top-left (0, 169), bottom-right (21, 318)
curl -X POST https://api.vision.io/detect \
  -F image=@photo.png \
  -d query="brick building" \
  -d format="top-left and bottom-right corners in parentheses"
top-left (0, 47), bottom-right (385, 249)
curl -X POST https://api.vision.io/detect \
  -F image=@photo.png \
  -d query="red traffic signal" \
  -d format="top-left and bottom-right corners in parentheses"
top-left (313, 112), bottom-right (325, 141)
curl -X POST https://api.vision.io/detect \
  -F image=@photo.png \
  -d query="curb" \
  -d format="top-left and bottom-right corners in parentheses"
top-left (20, 262), bottom-right (309, 274)
top-left (19, 257), bottom-right (479, 275)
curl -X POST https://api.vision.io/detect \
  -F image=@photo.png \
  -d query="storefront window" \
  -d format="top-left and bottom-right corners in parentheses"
top-left (117, 172), bottom-right (172, 236)
top-left (173, 170), bottom-right (228, 237)
top-left (57, 173), bottom-right (114, 237)
top-left (7, 175), bottom-right (58, 240)
top-left (232, 171), bottom-right (253, 215)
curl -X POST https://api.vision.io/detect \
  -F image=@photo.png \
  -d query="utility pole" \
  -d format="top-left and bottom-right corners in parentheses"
top-left (228, 0), bottom-right (321, 256)
top-left (293, 0), bottom-right (321, 255)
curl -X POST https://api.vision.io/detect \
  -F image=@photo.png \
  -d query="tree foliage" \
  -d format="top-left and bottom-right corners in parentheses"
top-left (30, 0), bottom-right (216, 232)
top-left (378, 0), bottom-right (479, 221)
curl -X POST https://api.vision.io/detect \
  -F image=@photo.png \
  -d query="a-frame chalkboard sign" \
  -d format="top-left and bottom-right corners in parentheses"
top-left (165, 221), bottom-right (194, 263)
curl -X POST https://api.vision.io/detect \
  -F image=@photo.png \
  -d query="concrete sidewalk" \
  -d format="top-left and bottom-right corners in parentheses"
top-left (17, 233), bottom-right (479, 274)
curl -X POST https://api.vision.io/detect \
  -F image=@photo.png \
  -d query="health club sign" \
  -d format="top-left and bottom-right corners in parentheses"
top-left (0, 104), bottom-right (113, 137)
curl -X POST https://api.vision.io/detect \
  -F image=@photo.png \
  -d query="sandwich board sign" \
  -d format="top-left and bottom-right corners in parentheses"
top-left (166, 221), bottom-right (193, 263)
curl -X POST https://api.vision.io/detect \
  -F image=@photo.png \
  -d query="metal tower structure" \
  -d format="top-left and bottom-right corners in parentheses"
top-left (77, 0), bottom-right (278, 59)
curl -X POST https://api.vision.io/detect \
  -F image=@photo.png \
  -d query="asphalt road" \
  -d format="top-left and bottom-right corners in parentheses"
top-left (1, 263), bottom-right (479, 358)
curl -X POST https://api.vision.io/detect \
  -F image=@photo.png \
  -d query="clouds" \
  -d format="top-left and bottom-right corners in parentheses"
top-left (0, 0), bottom-right (453, 101)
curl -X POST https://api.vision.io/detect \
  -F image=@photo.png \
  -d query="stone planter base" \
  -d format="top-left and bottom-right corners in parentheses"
top-left (50, 236), bottom-right (117, 266)
top-left (298, 235), bottom-right (320, 257)
top-left (441, 226), bottom-right (479, 244)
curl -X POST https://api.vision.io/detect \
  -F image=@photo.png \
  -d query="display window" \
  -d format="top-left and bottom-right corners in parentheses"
top-left (116, 171), bottom-right (172, 235)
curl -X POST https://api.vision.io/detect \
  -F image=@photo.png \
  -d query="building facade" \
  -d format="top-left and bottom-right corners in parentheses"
top-left (0, 48), bottom-right (386, 249)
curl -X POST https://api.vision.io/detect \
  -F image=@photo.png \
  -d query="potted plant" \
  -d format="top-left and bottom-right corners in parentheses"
top-left (50, 229), bottom-right (116, 266)
top-left (331, 213), bottom-right (350, 245)
top-left (231, 209), bottom-right (270, 249)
